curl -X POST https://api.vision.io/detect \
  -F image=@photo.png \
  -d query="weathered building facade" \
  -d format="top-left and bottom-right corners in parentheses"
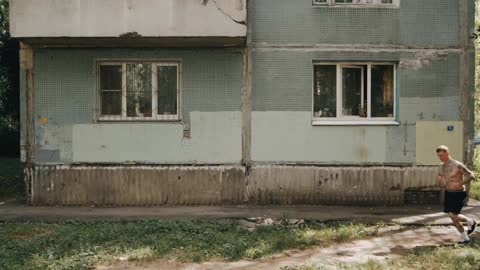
top-left (10, 0), bottom-right (475, 205)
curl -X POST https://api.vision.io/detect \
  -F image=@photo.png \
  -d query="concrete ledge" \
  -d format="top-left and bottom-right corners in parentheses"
top-left (20, 37), bottom-right (246, 48)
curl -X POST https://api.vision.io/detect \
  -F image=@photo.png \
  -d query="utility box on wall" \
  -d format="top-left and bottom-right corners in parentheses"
top-left (416, 121), bottom-right (464, 165)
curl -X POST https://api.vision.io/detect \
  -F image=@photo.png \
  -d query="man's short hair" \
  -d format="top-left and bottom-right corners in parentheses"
top-left (436, 145), bottom-right (449, 153)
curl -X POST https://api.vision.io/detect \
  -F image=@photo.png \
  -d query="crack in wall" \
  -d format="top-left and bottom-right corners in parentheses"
top-left (399, 51), bottom-right (449, 70)
top-left (203, 0), bottom-right (246, 25)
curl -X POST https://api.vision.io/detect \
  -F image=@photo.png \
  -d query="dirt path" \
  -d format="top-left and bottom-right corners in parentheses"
top-left (97, 226), bottom-right (464, 270)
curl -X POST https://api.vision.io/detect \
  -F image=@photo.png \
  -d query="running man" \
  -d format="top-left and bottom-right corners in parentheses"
top-left (437, 145), bottom-right (477, 244)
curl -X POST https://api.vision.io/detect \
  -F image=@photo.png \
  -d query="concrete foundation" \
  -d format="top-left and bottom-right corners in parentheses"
top-left (30, 165), bottom-right (438, 206)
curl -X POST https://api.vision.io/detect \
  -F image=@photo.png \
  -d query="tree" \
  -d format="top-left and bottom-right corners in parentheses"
top-left (0, 0), bottom-right (20, 157)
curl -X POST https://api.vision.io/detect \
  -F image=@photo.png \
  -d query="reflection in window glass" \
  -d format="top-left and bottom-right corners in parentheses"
top-left (101, 92), bottom-right (121, 115)
top-left (157, 66), bottom-right (178, 115)
top-left (313, 65), bottom-right (337, 118)
top-left (342, 67), bottom-right (363, 117)
top-left (99, 65), bottom-right (122, 115)
top-left (126, 63), bottom-right (152, 117)
top-left (371, 65), bottom-right (394, 118)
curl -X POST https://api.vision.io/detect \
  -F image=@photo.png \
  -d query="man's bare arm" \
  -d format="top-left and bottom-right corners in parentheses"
top-left (459, 164), bottom-right (476, 185)
top-left (437, 174), bottom-right (446, 187)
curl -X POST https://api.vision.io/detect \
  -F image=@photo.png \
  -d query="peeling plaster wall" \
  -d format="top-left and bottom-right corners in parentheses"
top-left (72, 112), bottom-right (242, 164)
top-left (251, 50), bottom-right (461, 164)
top-left (251, 0), bottom-right (459, 47)
top-left (252, 112), bottom-right (387, 163)
top-left (249, 0), bottom-right (465, 165)
top-left (10, 0), bottom-right (247, 38)
top-left (17, 0), bottom-right (473, 206)
top-left (31, 49), bottom-right (243, 164)
top-left (251, 50), bottom-right (459, 113)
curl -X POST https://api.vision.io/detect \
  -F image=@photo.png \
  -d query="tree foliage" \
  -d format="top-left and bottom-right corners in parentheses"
top-left (475, 2), bottom-right (480, 133)
top-left (476, 24), bottom-right (480, 133)
top-left (0, 0), bottom-right (19, 157)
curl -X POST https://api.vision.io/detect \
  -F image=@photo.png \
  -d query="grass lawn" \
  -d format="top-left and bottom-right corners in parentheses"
top-left (0, 220), bottom-right (377, 270)
top-left (469, 181), bottom-right (480, 201)
top-left (346, 242), bottom-right (480, 270)
top-left (0, 157), bottom-right (23, 201)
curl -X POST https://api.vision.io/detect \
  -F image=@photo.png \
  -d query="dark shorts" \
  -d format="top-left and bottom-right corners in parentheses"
top-left (443, 191), bottom-right (467, 214)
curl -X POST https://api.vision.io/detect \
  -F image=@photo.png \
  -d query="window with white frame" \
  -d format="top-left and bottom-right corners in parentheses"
top-left (98, 61), bottom-right (180, 121)
top-left (313, 0), bottom-right (397, 6)
top-left (313, 63), bottom-right (396, 124)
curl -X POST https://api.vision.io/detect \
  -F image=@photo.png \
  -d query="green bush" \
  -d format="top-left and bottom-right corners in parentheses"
top-left (0, 117), bottom-right (19, 157)
top-left (0, 157), bottom-right (24, 200)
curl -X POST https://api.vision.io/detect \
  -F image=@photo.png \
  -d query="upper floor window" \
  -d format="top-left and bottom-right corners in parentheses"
top-left (313, 0), bottom-right (397, 6)
top-left (98, 61), bottom-right (180, 121)
top-left (312, 63), bottom-right (397, 125)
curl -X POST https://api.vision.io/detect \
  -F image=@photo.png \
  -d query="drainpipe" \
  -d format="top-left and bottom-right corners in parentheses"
top-left (242, 0), bottom-right (252, 202)
top-left (19, 42), bottom-right (34, 205)
top-left (459, 0), bottom-right (475, 203)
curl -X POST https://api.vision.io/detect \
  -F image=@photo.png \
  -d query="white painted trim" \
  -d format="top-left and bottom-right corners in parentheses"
top-left (367, 63), bottom-right (372, 119)
top-left (312, 120), bottom-right (399, 126)
top-left (121, 63), bottom-right (127, 118)
top-left (98, 116), bottom-right (180, 122)
top-left (336, 65), bottom-right (342, 118)
top-left (313, 0), bottom-right (399, 7)
top-left (151, 63), bottom-right (158, 117)
top-left (177, 62), bottom-right (182, 121)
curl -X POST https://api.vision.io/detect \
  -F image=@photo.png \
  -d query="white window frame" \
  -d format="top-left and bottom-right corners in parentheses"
top-left (313, 0), bottom-right (399, 7)
top-left (97, 60), bottom-right (181, 122)
top-left (312, 62), bottom-right (398, 126)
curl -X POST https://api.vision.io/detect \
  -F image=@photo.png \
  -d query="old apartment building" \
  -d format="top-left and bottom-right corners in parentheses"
top-left (10, 0), bottom-right (475, 205)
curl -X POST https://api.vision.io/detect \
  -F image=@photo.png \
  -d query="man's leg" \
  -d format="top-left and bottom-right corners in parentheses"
top-left (449, 213), bottom-right (470, 242)
top-left (458, 214), bottom-right (474, 224)
top-left (458, 214), bottom-right (477, 234)
top-left (450, 213), bottom-right (465, 232)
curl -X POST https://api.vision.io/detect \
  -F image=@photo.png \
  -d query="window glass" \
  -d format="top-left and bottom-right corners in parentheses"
top-left (312, 63), bottom-right (395, 122)
top-left (98, 62), bottom-right (181, 120)
top-left (157, 66), bottom-right (178, 115)
top-left (342, 67), bottom-right (363, 117)
top-left (313, 65), bottom-right (337, 118)
top-left (100, 65), bottom-right (122, 115)
top-left (371, 65), bottom-right (394, 118)
top-left (126, 63), bottom-right (152, 117)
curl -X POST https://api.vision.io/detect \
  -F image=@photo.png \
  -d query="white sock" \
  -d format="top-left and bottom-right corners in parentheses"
top-left (466, 219), bottom-right (474, 226)
top-left (459, 215), bottom-right (474, 226)
top-left (461, 231), bottom-right (470, 241)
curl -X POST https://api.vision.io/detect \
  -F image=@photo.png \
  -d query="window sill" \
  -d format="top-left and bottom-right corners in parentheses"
top-left (313, 4), bottom-right (399, 8)
top-left (98, 116), bottom-right (181, 122)
top-left (312, 120), bottom-right (399, 126)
